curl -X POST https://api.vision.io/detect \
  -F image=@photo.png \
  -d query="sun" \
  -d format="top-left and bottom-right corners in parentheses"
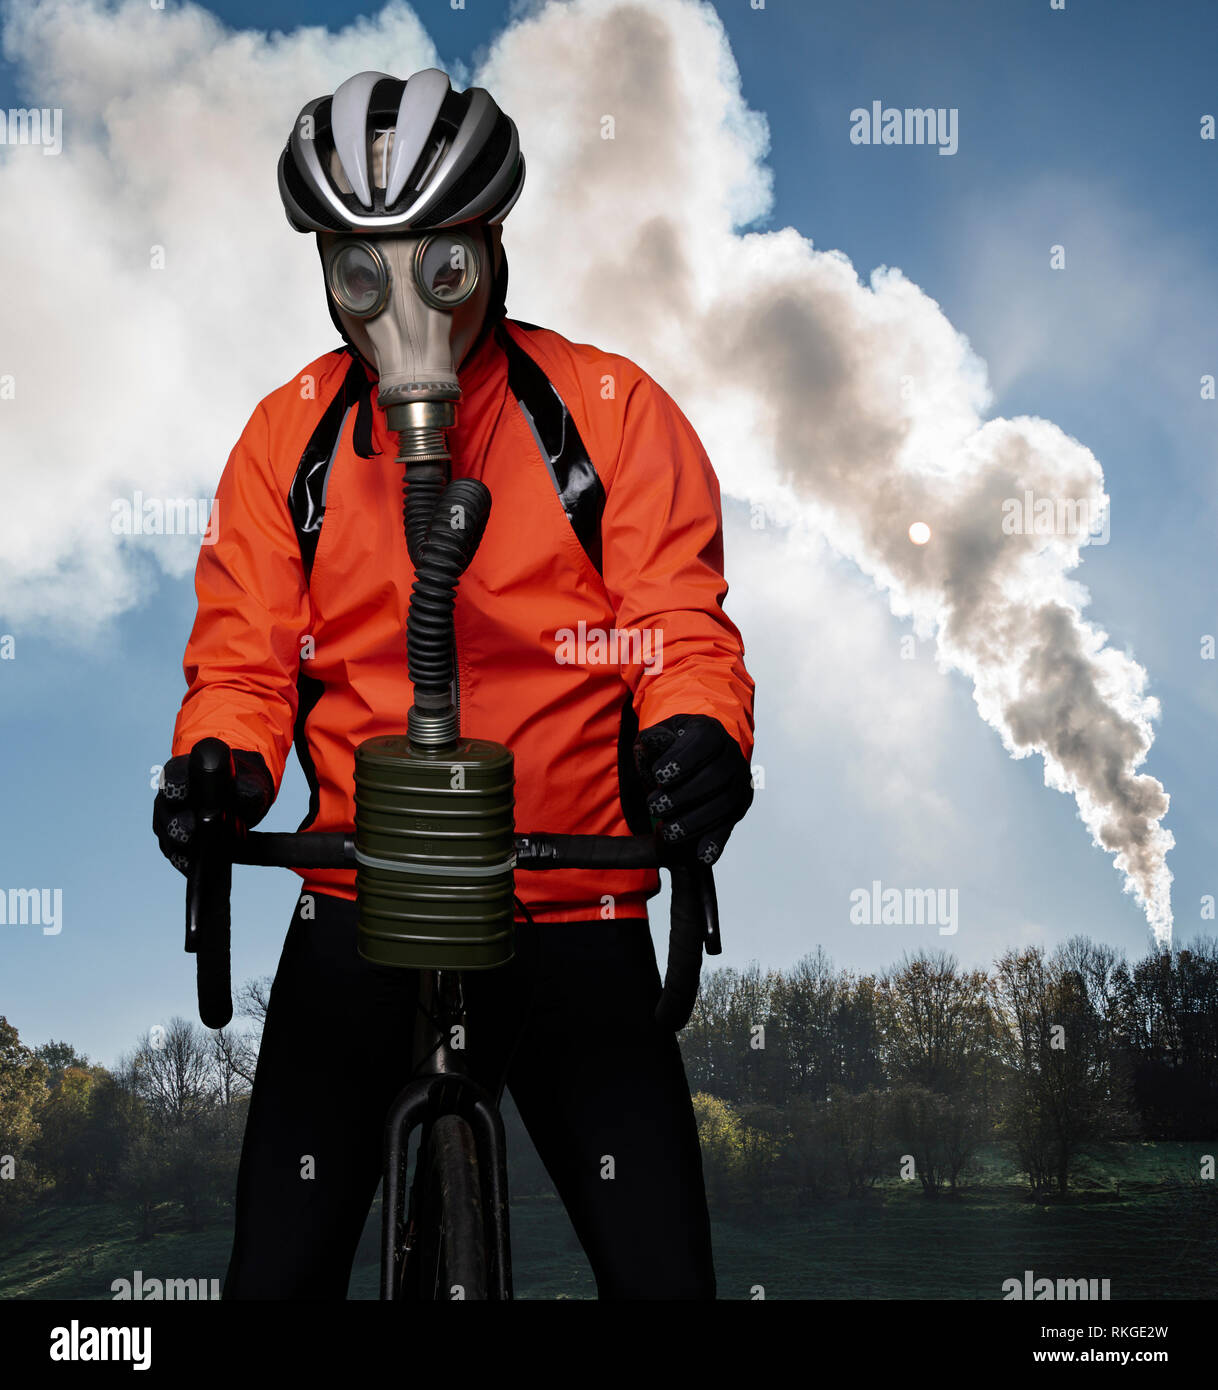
top-left (908, 521), bottom-right (931, 545)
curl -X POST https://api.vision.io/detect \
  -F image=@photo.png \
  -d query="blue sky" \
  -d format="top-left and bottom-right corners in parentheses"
top-left (1, 0), bottom-right (1215, 1068)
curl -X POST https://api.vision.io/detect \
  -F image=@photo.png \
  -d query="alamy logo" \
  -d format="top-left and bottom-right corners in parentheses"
top-left (849, 880), bottom-right (958, 936)
top-left (111, 1270), bottom-right (221, 1301)
top-left (850, 101), bottom-right (958, 156)
top-left (0, 887), bottom-right (62, 935)
top-left (1001, 490), bottom-right (1109, 544)
top-left (49, 1321), bottom-right (151, 1370)
top-left (554, 621), bottom-right (663, 672)
top-left (0, 106), bottom-right (62, 155)
top-left (111, 493), bottom-right (220, 544)
top-left (1003, 1269), bottom-right (1111, 1301)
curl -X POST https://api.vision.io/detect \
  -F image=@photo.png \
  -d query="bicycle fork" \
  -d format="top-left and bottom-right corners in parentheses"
top-left (380, 969), bottom-right (513, 1300)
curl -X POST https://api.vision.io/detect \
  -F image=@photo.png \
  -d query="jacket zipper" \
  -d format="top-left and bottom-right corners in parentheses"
top-left (452, 632), bottom-right (461, 734)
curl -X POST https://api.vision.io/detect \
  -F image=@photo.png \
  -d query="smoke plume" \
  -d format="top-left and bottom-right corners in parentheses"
top-left (0, 0), bottom-right (1173, 939)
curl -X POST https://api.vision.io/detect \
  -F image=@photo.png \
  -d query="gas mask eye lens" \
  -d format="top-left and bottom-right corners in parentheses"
top-left (414, 234), bottom-right (479, 310)
top-left (328, 240), bottom-right (390, 317)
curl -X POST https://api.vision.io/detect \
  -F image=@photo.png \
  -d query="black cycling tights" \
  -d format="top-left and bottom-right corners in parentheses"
top-left (223, 893), bottom-right (715, 1300)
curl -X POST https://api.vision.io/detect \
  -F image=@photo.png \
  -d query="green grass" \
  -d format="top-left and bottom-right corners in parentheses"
top-left (0, 1202), bottom-right (234, 1301)
top-left (704, 1141), bottom-right (1218, 1300)
top-left (3, 1142), bottom-right (1215, 1301)
top-left (710, 1186), bottom-right (1214, 1300)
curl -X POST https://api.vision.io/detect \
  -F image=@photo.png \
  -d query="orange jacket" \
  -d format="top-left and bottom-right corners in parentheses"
top-left (172, 320), bottom-right (754, 921)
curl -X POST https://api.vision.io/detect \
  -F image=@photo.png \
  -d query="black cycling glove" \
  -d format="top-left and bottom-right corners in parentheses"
top-left (633, 713), bottom-right (753, 866)
top-left (153, 745), bottom-right (274, 875)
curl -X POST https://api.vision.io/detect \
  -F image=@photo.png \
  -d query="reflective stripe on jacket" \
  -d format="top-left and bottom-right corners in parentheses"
top-left (172, 319), bottom-right (755, 920)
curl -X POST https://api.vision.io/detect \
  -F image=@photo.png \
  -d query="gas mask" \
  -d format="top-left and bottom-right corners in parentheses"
top-left (320, 225), bottom-right (499, 409)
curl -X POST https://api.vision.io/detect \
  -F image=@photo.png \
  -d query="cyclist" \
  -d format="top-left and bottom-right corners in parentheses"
top-left (154, 69), bottom-right (755, 1301)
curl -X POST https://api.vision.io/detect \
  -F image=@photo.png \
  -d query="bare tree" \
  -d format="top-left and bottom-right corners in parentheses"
top-left (878, 951), bottom-right (996, 1099)
top-left (683, 962), bottom-right (779, 1103)
top-left (768, 948), bottom-right (843, 1100)
top-left (113, 1017), bottom-right (241, 1232)
top-left (1117, 939), bottom-right (1218, 1136)
top-left (123, 1017), bottom-right (216, 1127)
top-left (236, 975), bottom-right (273, 1032)
top-left (210, 1028), bottom-right (256, 1100)
top-left (992, 947), bottom-right (1112, 1195)
top-left (887, 1083), bottom-right (983, 1195)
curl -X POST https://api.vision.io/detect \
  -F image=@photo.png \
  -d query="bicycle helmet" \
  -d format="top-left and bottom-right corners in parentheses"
top-left (278, 68), bottom-right (526, 234)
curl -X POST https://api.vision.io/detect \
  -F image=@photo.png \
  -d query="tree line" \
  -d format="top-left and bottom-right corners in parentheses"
top-left (684, 936), bottom-right (1218, 1207)
top-left (1, 935), bottom-right (1216, 1234)
top-left (0, 979), bottom-right (268, 1236)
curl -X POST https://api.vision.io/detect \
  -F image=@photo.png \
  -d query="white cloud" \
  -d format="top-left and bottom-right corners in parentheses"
top-left (0, 0), bottom-right (438, 632)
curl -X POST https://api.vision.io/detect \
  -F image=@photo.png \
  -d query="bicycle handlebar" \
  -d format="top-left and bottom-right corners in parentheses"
top-left (182, 771), bottom-right (721, 1032)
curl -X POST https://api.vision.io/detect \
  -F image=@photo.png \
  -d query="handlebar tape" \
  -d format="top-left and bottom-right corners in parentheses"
top-left (234, 831), bottom-right (354, 869)
top-left (512, 833), bottom-right (658, 871)
top-left (697, 863), bottom-right (722, 957)
top-left (185, 738), bottom-right (235, 1030)
top-left (654, 866), bottom-right (706, 1032)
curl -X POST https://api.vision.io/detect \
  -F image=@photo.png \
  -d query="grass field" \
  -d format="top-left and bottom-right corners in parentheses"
top-left (2, 1142), bottom-right (1214, 1301)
